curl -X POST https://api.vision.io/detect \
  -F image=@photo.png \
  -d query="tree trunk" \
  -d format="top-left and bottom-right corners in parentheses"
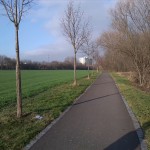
top-left (73, 52), bottom-right (77, 86)
top-left (15, 26), bottom-right (22, 118)
top-left (87, 64), bottom-right (90, 79)
top-left (97, 67), bottom-right (99, 72)
top-left (92, 64), bottom-right (94, 75)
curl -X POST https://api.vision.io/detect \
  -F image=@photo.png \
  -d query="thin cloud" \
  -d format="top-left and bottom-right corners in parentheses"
top-left (23, 0), bottom-right (117, 61)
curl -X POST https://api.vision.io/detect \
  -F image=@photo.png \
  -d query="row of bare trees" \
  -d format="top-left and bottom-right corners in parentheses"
top-left (0, 0), bottom-right (100, 118)
top-left (61, 1), bottom-right (100, 84)
top-left (98, 0), bottom-right (150, 88)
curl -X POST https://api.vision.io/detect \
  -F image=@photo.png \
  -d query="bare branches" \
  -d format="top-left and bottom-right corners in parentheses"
top-left (0, 0), bottom-right (34, 26)
top-left (98, 0), bottom-right (150, 87)
top-left (0, 0), bottom-right (34, 118)
top-left (61, 1), bottom-right (90, 85)
top-left (81, 30), bottom-right (94, 59)
top-left (61, 1), bottom-right (89, 53)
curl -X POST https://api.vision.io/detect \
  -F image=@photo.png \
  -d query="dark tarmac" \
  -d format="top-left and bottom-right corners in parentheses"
top-left (29, 72), bottom-right (141, 150)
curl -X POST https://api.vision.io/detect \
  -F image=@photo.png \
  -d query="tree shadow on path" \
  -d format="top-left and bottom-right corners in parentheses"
top-left (104, 120), bottom-right (150, 150)
top-left (104, 129), bottom-right (141, 150)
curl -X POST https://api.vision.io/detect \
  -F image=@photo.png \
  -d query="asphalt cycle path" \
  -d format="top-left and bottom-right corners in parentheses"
top-left (29, 72), bottom-right (141, 150)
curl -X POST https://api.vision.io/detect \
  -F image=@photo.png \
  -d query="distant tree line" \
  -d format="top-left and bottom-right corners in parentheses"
top-left (0, 55), bottom-right (90, 70)
top-left (0, 55), bottom-right (16, 69)
top-left (98, 0), bottom-right (150, 88)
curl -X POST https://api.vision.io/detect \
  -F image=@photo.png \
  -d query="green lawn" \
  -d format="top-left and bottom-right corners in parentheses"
top-left (0, 70), bottom-right (89, 108)
top-left (111, 72), bottom-right (150, 149)
top-left (0, 70), bottom-right (99, 150)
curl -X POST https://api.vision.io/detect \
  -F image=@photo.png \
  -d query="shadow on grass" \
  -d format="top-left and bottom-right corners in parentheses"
top-left (22, 112), bottom-right (32, 117)
top-left (142, 121), bottom-right (150, 137)
top-left (31, 92), bottom-right (120, 114)
top-left (31, 88), bottom-right (134, 114)
top-left (33, 104), bottom-right (70, 114)
top-left (142, 121), bottom-right (150, 131)
top-left (89, 77), bottom-right (97, 79)
top-left (79, 83), bottom-right (92, 86)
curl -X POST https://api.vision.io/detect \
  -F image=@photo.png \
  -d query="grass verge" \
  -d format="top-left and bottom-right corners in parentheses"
top-left (0, 72), bottom-right (99, 150)
top-left (111, 72), bottom-right (150, 149)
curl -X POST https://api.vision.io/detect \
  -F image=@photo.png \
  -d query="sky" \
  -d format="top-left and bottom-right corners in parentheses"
top-left (0, 0), bottom-right (117, 62)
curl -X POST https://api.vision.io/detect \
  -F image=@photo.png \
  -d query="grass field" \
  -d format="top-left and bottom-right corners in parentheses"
top-left (0, 70), bottom-right (89, 108)
top-left (0, 70), bottom-right (99, 150)
top-left (112, 73), bottom-right (150, 149)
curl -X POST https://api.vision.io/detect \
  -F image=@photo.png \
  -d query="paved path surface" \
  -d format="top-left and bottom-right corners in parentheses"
top-left (29, 72), bottom-right (141, 150)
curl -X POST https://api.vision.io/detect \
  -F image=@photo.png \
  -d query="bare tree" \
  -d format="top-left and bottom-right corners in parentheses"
top-left (92, 45), bottom-right (102, 73)
top-left (110, 0), bottom-right (150, 86)
top-left (0, 0), bottom-right (33, 118)
top-left (61, 1), bottom-right (89, 85)
top-left (82, 33), bottom-right (94, 79)
top-left (98, 0), bottom-right (150, 87)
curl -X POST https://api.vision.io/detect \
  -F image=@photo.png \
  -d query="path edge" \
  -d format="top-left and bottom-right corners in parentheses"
top-left (111, 74), bottom-right (148, 150)
top-left (24, 73), bottom-right (101, 150)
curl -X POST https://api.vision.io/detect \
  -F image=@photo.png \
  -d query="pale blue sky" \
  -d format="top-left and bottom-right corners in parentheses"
top-left (0, 0), bottom-right (117, 62)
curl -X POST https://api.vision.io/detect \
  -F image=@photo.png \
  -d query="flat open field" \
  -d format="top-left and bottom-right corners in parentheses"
top-left (0, 70), bottom-right (99, 150)
top-left (0, 70), bottom-right (88, 108)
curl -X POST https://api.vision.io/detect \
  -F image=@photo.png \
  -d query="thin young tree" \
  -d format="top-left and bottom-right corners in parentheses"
top-left (0, 0), bottom-right (33, 118)
top-left (82, 35), bottom-right (94, 79)
top-left (61, 1), bottom-right (89, 86)
top-left (91, 44), bottom-right (101, 73)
